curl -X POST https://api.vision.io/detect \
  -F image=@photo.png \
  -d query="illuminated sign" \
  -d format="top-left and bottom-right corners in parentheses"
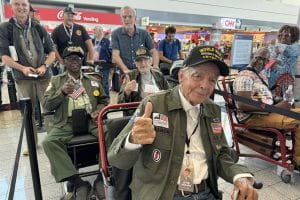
top-left (220, 18), bottom-right (241, 29)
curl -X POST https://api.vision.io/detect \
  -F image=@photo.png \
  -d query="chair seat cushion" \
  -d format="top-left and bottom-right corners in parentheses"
top-left (67, 134), bottom-right (98, 146)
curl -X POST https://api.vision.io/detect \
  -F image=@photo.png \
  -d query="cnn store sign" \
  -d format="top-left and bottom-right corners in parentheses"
top-left (220, 18), bottom-right (241, 30)
top-left (4, 4), bottom-right (122, 25)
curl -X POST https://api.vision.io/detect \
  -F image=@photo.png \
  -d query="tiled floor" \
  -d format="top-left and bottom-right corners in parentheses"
top-left (0, 73), bottom-right (300, 200)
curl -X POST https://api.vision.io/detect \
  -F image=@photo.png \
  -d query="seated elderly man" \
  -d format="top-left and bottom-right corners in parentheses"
top-left (108, 46), bottom-right (258, 200)
top-left (118, 47), bottom-right (169, 103)
top-left (42, 46), bottom-right (109, 199)
top-left (233, 47), bottom-right (300, 170)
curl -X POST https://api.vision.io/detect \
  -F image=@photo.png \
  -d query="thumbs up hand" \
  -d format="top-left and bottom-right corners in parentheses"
top-left (129, 102), bottom-right (156, 144)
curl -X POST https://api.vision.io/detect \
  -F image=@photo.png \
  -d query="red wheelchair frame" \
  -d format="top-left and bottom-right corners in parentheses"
top-left (97, 102), bottom-right (140, 198)
top-left (220, 77), bottom-right (296, 182)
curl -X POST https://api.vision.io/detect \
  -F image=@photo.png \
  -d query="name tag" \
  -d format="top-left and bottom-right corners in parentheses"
top-left (145, 84), bottom-right (159, 94)
top-left (153, 113), bottom-right (169, 129)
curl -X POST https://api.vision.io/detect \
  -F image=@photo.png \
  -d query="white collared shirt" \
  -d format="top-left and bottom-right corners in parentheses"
top-left (178, 88), bottom-right (208, 184)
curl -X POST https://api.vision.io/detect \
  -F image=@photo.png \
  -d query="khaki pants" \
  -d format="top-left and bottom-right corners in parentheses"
top-left (16, 79), bottom-right (50, 143)
top-left (42, 121), bottom-right (98, 182)
top-left (245, 108), bottom-right (300, 165)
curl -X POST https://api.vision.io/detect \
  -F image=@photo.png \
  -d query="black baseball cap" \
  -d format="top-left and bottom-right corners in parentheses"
top-left (135, 47), bottom-right (151, 61)
top-left (62, 46), bottom-right (84, 58)
top-left (183, 46), bottom-right (229, 76)
top-left (63, 7), bottom-right (76, 15)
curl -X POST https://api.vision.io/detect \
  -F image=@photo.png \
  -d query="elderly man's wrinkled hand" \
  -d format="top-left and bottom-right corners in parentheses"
top-left (129, 102), bottom-right (156, 144)
top-left (231, 178), bottom-right (258, 200)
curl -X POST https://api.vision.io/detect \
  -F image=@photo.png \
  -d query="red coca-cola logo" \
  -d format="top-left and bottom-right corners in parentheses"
top-left (57, 10), bottom-right (64, 20)
top-left (56, 10), bottom-right (82, 21)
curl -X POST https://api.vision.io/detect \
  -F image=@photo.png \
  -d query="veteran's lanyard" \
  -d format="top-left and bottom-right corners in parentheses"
top-left (63, 23), bottom-right (74, 45)
top-left (185, 122), bottom-right (199, 155)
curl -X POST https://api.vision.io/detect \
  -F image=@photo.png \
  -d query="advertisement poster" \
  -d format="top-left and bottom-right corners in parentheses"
top-left (231, 34), bottom-right (253, 68)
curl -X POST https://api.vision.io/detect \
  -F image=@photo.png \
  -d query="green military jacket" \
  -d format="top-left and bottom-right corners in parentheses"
top-left (42, 72), bottom-right (109, 127)
top-left (108, 86), bottom-right (251, 200)
top-left (118, 68), bottom-right (169, 103)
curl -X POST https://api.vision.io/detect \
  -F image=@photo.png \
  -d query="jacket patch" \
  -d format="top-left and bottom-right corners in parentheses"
top-left (153, 113), bottom-right (169, 128)
top-left (152, 149), bottom-right (161, 162)
top-left (211, 122), bottom-right (222, 134)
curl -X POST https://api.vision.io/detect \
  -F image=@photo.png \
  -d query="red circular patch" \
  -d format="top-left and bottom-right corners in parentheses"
top-left (152, 149), bottom-right (161, 162)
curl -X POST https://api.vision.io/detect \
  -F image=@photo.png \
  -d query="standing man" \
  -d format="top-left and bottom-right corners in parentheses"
top-left (51, 6), bottom-right (94, 70)
top-left (158, 26), bottom-right (184, 75)
top-left (0, 0), bottom-right (55, 154)
top-left (92, 25), bottom-right (111, 95)
top-left (111, 6), bottom-right (159, 74)
top-left (108, 46), bottom-right (258, 200)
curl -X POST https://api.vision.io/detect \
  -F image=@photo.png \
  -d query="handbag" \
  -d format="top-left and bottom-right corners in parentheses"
top-left (71, 108), bottom-right (89, 136)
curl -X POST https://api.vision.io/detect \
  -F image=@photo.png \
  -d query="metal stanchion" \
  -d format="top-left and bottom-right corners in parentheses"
top-left (21, 97), bottom-right (43, 200)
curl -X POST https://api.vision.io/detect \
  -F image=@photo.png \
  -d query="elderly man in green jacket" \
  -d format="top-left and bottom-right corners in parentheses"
top-left (108, 46), bottom-right (258, 200)
top-left (118, 47), bottom-right (169, 103)
top-left (42, 46), bottom-right (109, 199)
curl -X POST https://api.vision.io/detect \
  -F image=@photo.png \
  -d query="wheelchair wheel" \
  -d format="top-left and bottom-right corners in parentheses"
top-left (280, 170), bottom-right (292, 183)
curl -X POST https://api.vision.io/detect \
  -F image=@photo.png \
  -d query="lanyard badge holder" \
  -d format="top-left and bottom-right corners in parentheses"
top-left (178, 114), bottom-right (200, 196)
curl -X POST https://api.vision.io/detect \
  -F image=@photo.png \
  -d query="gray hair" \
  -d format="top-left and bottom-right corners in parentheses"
top-left (10, 0), bottom-right (29, 4)
top-left (120, 6), bottom-right (136, 17)
top-left (94, 25), bottom-right (103, 31)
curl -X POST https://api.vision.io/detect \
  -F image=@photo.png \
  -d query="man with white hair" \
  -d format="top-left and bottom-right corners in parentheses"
top-left (111, 6), bottom-right (159, 74)
top-left (92, 25), bottom-right (111, 95)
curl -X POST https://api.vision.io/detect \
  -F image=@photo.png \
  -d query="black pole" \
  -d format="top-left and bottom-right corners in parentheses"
top-left (7, 117), bottom-right (25, 200)
top-left (21, 97), bottom-right (43, 200)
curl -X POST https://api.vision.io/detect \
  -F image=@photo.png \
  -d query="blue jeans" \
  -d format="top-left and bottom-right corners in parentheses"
top-left (101, 65), bottom-right (110, 96)
top-left (173, 187), bottom-right (216, 200)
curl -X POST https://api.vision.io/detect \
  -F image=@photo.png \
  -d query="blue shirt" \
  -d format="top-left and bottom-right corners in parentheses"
top-left (158, 39), bottom-right (181, 61)
top-left (111, 26), bottom-right (154, 70)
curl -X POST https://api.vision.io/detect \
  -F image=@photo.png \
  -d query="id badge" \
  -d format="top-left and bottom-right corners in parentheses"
top-left (178, 158), bottom-right (194, 192)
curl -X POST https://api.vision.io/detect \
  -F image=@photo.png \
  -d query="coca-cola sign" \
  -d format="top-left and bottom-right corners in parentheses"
top-left (4, 4), bottom-right (121, 25)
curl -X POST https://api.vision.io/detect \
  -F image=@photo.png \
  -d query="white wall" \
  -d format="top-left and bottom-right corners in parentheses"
top-left (38, 0), bottom-right (300, 24)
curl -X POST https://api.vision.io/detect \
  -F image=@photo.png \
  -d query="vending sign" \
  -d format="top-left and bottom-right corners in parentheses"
top-left (4, 4), bottom-right (122, 25)
top-left (220, 18), bottom-right (241, 30)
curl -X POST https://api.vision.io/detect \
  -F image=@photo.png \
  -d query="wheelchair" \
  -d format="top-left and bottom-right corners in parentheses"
top-left (218, 76), bottom-right (296, 183)
top-left (97, 102), bottom-right (140, 200)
